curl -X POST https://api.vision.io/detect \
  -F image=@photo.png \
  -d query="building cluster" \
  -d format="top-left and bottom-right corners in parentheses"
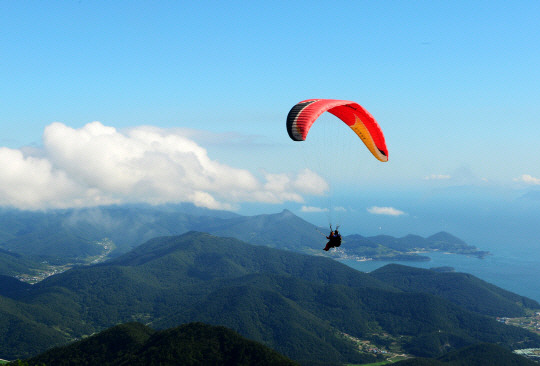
top-left (514, 348), bottom-right (540, 361)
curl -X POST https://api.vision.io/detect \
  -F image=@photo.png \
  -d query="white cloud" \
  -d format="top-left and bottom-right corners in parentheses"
top-left (514, 174), bottom-right (540, 185)
top-left (367, 206), bottom-right (406, 216)
top-left (301, 205), bottom-right (329, 213)
top-left (0, 147), bottom-right (85, 209)
top-left (424, 174), bottom-right (451, 180)
top-left (0, 121), bottom-right (329, 210)
top-left (292, 169), bottom-right (329, 196)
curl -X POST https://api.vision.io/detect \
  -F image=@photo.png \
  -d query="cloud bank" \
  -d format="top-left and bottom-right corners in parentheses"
top-left (367, 206), bottom-right (406, 216)
top-left (0, 122), bottom-right (328, 210)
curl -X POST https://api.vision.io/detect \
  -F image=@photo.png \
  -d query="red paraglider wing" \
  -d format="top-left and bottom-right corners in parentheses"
top-left (286, 99), bottom-right (388, 162)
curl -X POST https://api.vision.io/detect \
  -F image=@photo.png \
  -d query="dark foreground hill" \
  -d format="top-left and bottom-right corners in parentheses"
top-left (0, 232), bottom-right (538, 364)
top-left (18, 322), bottom-right (298, 366)
top-left (393, 343), bottom-right (538, 365)
top-left (15, 325), bottom-right (537, 366)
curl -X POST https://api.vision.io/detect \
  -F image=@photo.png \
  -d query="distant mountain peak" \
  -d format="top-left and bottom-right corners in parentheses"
top-left (428, 231), bottom-right (467, 245)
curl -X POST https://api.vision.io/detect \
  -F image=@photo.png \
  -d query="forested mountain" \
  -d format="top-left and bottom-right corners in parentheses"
top-left (19, 322), bottom-right (298, 366)
top-left (0, 248), bottom-right (45, 277)
top-left (371, 264), bottom-right (539, 317)
top-left (0, 205), bottom-right (238, 262)
top-left (0, 232), bottom-right (537, 364)
top-left (0, 274), bottom-right (32, 298)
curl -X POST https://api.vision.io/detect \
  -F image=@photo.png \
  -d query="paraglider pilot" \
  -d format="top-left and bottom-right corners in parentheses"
top-left (323, 226), bottom-right (342, 251)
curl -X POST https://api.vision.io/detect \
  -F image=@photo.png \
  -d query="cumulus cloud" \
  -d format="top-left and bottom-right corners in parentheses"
top-left (0, 147), bottom-right (84, 209)
top-left (0, 121), bottom-right (328, 210)
top-left (514, 174), bottom-right (540, 185)
top-left (301, 205), bottom-right (329, 213)
top-left (367, 206), bottom-right (406, 216)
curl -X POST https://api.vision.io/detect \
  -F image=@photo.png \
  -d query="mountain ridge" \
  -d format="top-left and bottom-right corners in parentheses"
top-left (0, 206), bottom-right (488, 267)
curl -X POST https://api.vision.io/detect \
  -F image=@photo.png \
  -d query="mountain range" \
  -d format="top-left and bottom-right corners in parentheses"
top-left (0, 205), bottom-right (487, 268)
top-left (0, 231), bottom-right (538, 364)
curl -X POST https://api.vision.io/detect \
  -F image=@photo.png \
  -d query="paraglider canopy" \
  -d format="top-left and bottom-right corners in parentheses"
top-left (286, 99), bottom-right (388, 162)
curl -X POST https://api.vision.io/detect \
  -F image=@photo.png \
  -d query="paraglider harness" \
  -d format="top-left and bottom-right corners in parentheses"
top-left (323, 225), bottom-right (342, 251)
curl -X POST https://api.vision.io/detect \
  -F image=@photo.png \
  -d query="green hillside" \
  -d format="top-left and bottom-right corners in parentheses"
top-left (0, 249), bottom-right (45, 277)
top-left (200, 209), bottom-right (325, 252)
top-left (371, 264), bottom-right (540, 317)
top-left (19, 322), bottom-right (298, 366)
top-left (0, 232), bottom-right (538, 364)
top-left (0, 275), bottom-right (31, 298)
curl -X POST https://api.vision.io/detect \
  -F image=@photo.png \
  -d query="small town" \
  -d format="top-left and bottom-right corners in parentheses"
top-left (497, 312), bottom-right (540, 362)
top-left (15, 238), bottom-right (115, 284)
top-left (514, 348), bottom-right (540, 361)
top-left (342, 332), bottom-right (411, 363)
top-left (16, 264), bottom-right (71, 284)
top-left (499, 312), bottom-right (540, 335)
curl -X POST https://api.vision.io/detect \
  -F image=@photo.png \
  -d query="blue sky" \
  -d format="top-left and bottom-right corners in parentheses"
top-left (1, 1), bottom-right (540, 242)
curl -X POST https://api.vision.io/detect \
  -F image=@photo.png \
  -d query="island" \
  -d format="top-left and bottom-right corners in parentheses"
top-left (324, 231), bottom-right (490, 261)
